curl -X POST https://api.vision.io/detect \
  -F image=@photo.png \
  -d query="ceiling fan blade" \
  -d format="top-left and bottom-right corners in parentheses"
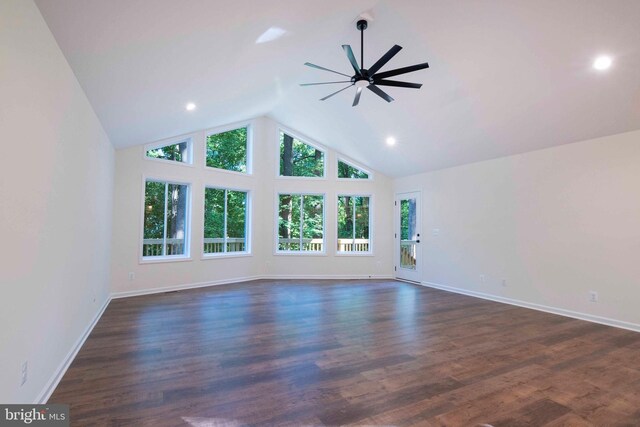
top-left (300, 81), bottom-right (352, 86)
top-left (367, 45), bottom-right (403, 75)
top-left (367, 84), bottom-right (394, 103)
top-left (320, 84), bottom-right (354, 101)
top-left (342, 45), bottom-right (362, 75)
top-left (304, 62), bottom-right (352, 78)
top-left (372, 62), bottom-right (430, 80)
top-left (373, 80), bottom-right (422, 89)
top-left (352, 87), bottom-right (363, 107)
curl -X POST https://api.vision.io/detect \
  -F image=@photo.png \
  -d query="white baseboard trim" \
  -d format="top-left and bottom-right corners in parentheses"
top-left (36, 296), bottom-right (111, 404)
top-left (419, 281), bottom-right (640, 333)
top-left (262, 274), bottom-right (394, 280)
top-left (111, 275), bottom-right (264, 299)
top-left (111, 274), bottom-right (393, 299)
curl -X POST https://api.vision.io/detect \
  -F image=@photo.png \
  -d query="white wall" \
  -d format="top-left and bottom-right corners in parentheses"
top-left (394, 130), bottom-right (640, 329)
top-left (111, 116), bottom-right (394, 294)
top-left (0, 0), bottom-right (114, 403)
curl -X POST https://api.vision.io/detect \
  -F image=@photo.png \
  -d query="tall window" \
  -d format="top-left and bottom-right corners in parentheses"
top-left (337, 195), bottom-right (371, 253)
top-left (279, 131), bottom-right (325, 177)
top-left (278, 194), bottom-right (324, 252)
top-left (143, 180), bottom-right (190, 258)
top-left (206, 126), bottom-right (249, 173)
top-left (338, 160), bottom-right (369, 179)
top-left (204, 188), bottom-right (249, 255)
top-left (146, 138), bottom-right (192, 164)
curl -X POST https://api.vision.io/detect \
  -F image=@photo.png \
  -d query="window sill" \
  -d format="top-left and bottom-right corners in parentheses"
top-left (336, 177), bottom-right (374, 182)
top-left (144, 157), bottom-right (195, 168)
top-left (139, 256), bottom-right (192, 264)
top-left (335, 252), bottom-right (375, 257)
top-left (274, 251), bottom-right (327, 257)
top-left (204, 166), bottom-right (253, 177)
top-left (202, 252), bottom-right (252, 260)
top-left (276, 175), bottom-right (327, 181)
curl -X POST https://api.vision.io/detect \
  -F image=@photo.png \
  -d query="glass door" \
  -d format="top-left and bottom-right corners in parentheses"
top-left (396, 192), bottom-right (421, 282)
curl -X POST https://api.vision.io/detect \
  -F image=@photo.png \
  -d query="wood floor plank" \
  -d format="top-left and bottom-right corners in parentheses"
top-left (49, 279), bottom-right (640, 426)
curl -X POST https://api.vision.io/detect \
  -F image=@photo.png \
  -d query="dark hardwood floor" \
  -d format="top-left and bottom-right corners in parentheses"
top-left (50, 279), bottom-right (640, 426)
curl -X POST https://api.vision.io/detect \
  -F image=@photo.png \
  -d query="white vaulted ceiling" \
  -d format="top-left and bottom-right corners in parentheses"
top-left (35, 0), bottom-right (640, 177)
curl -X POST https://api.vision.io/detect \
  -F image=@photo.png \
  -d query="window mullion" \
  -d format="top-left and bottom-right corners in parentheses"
top-left (352, 197), bottom-right (356, 248)
top-left (223, 190), bottom-right (228, 253)
top-left (299, 196), bottom-right (304, 250)
top-left (162, 183), bottom-right (168, 256)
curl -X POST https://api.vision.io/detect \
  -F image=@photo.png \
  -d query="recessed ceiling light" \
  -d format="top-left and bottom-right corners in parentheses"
top-left (185, 102), bottom-right (197, 111)
top-left (386, 137), bottom-right (396, 146)
top-left (593, 55), bottom-right (612, 71)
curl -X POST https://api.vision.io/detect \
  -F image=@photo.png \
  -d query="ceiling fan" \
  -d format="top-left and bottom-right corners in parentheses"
top-left (301, 19), bottom-right (429, 106)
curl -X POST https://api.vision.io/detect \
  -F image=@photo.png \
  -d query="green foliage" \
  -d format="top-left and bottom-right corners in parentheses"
top-left (338, 161), bottom-right (369, 179)
top-left (144, 181), bottom-right (165, 239)
top-left (143, 181), bottom-right (188, 256)
top-left (400, 199), bottom-right (416, 240)
top-left (204, 188), bottom-right (247, 253)
top-left (206, 127), bottom-right (248, 172)
top-left (279, 132), bottom-right (324, 177)
top-left (400, 199), bottom-right (409, 240)
top-left (337, 196), bottom-right (370, 240)
top-left (204, 188), bottom-right (225, 239)
top-left (278, 194), bottom-right (324, 250)
top-left (146, 141), bottom-right (188, 162)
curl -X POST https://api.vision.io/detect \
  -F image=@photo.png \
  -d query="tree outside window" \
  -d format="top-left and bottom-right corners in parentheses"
top-left (278, 194), bottom-right (324, 252)
top-left (143, 180), bottom-right (189, 257)
top-left (337, 196), bottom-right (370, 252)
top-left (204, 188), bottom-right (248, 254)
top-left (206, 127), bottom-right (248, 173)
top-left (279, 132), bottom-right (324, 177)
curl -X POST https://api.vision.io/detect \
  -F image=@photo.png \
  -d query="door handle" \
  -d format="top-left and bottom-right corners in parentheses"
top-left (416, 240), bottom-right (421, 243)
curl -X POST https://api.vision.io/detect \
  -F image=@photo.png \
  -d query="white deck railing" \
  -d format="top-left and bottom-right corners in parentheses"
top-left (144, 237), bottom-right (371, 256)
top-left (400, 240), bottom-right (417, 268)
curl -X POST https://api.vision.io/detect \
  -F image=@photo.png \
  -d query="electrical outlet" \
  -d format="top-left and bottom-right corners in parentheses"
top-left (128, 272), bottom-right (135, 281)
top-left (480, 274), bottom-right (485, 284)
top-left (21, 361), bottom-right (28, 386)
top-left (501, 279), bottom-right (507, 287)
top-left (589, 291), bottom-right (598, 303)
top-left (432, 228), bottom-right (440, 236)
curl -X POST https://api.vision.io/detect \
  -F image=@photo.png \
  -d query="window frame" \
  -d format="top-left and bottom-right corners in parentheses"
top-left (336, 193), bottom-right (374, 256)
top-left (336, 158), bottom-right (374, 181)
top-left (204, 121), bottom-right (254, 176)
top-left (276, 126), bottom-right (327, 180)
top-left (143, 134), bottom-right (195, 166)
top-left (202, 185), bottom-right (252, 259)
top-left (274, 192), bottom-right (327, 256)
top-left (139, 176), bottom-right (192, 264)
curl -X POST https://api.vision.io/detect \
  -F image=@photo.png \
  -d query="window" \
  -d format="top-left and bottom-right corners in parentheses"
top-left (206, 126), bottom-right (249, 173)
top-left (143, 180), bottom-right (190, 258)
top-left (145, 138), bottom-right (192, 164)
top-left (337, 195), bottom-right (371, 253)
top-left (279, 131), bottom-right (325, 177)
top-left (338, 160), bottom-right (370, 179)
top-left (204, 188), bottom-right (249, 255)
top-left (278, 194), bottom-right (324, 252)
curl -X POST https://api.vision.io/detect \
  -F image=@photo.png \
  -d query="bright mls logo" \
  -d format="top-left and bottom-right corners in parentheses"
top-left (0, 405), bottom-right (68, 426)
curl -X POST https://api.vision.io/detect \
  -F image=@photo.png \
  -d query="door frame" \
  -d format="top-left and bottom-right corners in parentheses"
top-left (394, 191), bottom-right (422, 283)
